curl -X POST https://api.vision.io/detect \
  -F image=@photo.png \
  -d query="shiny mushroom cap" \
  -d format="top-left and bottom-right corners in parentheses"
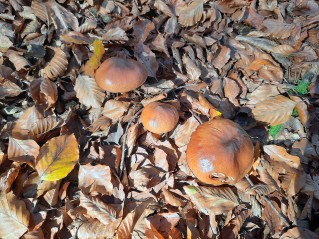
top-left (186, 118), bottom-right (254, 185)
top-left (141, 102), bottom-right (179, 134)
top-left (95, 57), bottom-right (148, 93)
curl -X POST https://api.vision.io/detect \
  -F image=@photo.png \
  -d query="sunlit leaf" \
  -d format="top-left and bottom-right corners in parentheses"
top-left (35, 134), bottom-right (79, 181)
top-left (84, 39), bottom-right (105, 77)
top-left (252, 95), bottom-right (296, 125)
top-left (178, 0), bottom-right (204, 27)
top-left (0, 192), bottom-right (30, 239)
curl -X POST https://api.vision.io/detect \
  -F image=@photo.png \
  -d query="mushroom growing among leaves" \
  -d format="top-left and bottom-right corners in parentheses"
top-left (95, 57), bottom-right (148, 93)
top-left (141, 102), bottom-right (179, 134)
top-left (186, 118), bottom-right (254, 185)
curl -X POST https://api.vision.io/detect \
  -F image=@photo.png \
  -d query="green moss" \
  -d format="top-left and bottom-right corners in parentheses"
top-left (292, 108), bottom-right (298, 117)
top-left (269, 124), bottom-right (282, 138)
top-left (295, 80), bottom-right (311, 95)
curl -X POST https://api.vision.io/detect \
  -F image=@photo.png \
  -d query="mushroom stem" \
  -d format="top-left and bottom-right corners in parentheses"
top-left (245, 175), bottom-right (290, 227)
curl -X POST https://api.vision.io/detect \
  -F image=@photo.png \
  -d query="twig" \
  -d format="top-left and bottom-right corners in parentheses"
top-left (119, 107), bottom-right (143, 179)
top-left (245, 175), bottom-right (290, 227)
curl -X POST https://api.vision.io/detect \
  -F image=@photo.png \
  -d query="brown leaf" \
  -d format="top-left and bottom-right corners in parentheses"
top-left (79, 19), bottom-right (98, 33)
top-left (74, 75), bottom-right (105, 109)
top-left (262, 199), bottom-right (285, 237)
top-left (46, 0), bottom-right (78, 34)
top-left (264, 145), bottom-right (302, 172)
top-left (220, 209), bottom-right (251, 239)
top-left (77, 219), bottom-right (118, 239)
top-left (79, 192), bottom-right (119, 225)
top-left (133, 19), bottom-right (155, 43)
top-left (177, 0), bottom-right (204, 27)
top-left (161, 188), bottom-right (186, 207)
top-left (22, 229), bottom-right (45, 239)
top-left (262, 19), bottom-right (300, 39)
top-left (102, 100), bottom-right (130, 122)
top-left (0, 165), bottom-right (20, 193)
top-left (252, 95), bottom-right (296, 125)
top-left (8, 137), bottom-right (40, 167)
top-left (102, 27), bottom-right (128, 41)
top-left (182, 54), bottom-right (201, 81)
top-left (271, 45), bottom-right (297, 56)
top-left (60, 31), bottom-right (93, 44)
top-left (41, 48), bottom-right (68, 80)
top-left (290, 96), bottom-right (310, 126)
top-left (12, 106), bottom-right (43, 139)
top-left (212, 45), bottom-right (231, 70)
top-left (40, 78), bottom-right (58, 109)
top-left (0, 78), bottom-right (22, 99)
top-left (78, 164), bottom-right (113, 195)
top-left (184, 186), bottom-right (239, 215)
top-left (0, 192), bottom-right (30, 239)
top-left (280, 227), bottom-right (319, 239)
top-left (0, 35), bottom-right (13, 52)
top-left (31, 0), bottom-right (48, 22)
top-left (29, 114), bottom-right (64, 138)
top-left (171, 116), bottom-right (200, 147)
top-left (135, 42), bottom-right (158, 77)
top-left (6, 51), bottom-right (30, 71)
top-left (248, 84), bottom-right (280, 104)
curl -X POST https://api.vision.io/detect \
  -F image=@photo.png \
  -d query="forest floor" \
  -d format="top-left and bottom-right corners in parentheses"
top-left (1, 0), bottom-right (319, 238)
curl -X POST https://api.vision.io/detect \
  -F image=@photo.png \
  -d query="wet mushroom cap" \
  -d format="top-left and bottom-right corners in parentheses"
top-left (186, 118), bottom-right (254, 185)
top-left (95, 57), bottom-right (148, 93)
top-left (141, 102), bottom-right (179, 134)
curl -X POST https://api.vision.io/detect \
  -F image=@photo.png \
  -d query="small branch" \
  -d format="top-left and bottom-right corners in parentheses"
top-left (119, 107), bottom-right (143, 179)
top-left (245, 175), bottom-right (290, 227)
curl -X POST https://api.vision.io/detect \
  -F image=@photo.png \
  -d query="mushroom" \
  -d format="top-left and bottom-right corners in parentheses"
top-left (186, 118), bottom-right (254, 185)
top-left (141, 102), bottom-right (179, 134)
top-left (95, 57), bottom-right (148, 93)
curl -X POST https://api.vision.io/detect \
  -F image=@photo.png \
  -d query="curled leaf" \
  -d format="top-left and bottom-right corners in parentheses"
top-left (42, 48), bottom-right (68, 80)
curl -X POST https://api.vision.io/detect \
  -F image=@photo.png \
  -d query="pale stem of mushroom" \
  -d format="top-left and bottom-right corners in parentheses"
top-left (245, 175), bottom-right (290, 227)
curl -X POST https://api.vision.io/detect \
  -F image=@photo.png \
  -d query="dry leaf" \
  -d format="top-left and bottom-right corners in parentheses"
top-left (102, 100), bottom-right (130, 122)
top-left (77, 219), bottom-right (118, 239)
top-left (8, 137), bottom-right (40, 167)
top-left (0, 78), bottom-right (22, 99)
top-left (212, 45), bottom-right (231, 70)
top-left (264, 145), bottom-right (301, 171)
top-left (42, 48), bottom-right (68, 80)
top-left (0, 192), bottom-right (30, 239)
top-left (74, 74), bottom-right (105, 109)
top-left (252, 95), bottom-right (296, 125)
top-left (79, 192), bottom-right (120, 226)
top-left (78, 164), bottom-right (113, 195)
top-left (36, 134), bottom-right (79, 181)
top-left (178, 0), bottom-right (204, 27)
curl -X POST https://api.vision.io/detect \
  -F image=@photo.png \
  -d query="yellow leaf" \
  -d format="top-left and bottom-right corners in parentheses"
top-left (84, 39), bottom-right (105, 77)
top-left (36, 134), bottom-right (79, 181)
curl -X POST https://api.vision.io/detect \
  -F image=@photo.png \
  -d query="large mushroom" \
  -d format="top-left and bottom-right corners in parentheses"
top-left (141, 102), bottom-right (179, 134)
top-left (186, 118), bottom-right (254, 185)
top-left (95, 57), bottom-right (148, 93)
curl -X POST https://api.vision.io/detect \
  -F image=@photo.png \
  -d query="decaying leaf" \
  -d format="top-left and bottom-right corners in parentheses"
top-left (0, 192), bottom-right (30, 239)
top-left (41, 48), bottom-right (68, 80)
top-left (252, 95), bottom-right (296, 125)
top-left (177, 0), bottom-right (204, 27)
top-left (0, 78), bottom-right (22, 99)
top-left (74, 74), bottom-right (105, 109)
top-left (8, 137), bottom-right (40, 167)
top-left (35, 134), bottom-right (79, 181)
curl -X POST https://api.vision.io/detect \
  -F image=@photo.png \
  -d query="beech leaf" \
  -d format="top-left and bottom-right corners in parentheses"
top-left (35, 134), bottom-right (79, 181)
top-left (178, 0), bottom-right (204, 27)
top-left (252, 95), bottom-right (296, 125)
top-left (74, 74), bottom-right (105, 109)
top-left (0, 192), bottom-right (30, 239)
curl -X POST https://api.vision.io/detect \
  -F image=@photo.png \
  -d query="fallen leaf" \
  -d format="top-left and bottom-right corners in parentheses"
top-left (74, 74), bottom-right (105, 109)
top-left (8, 137), bottom-right (40, 167)
top-left (177, 0), bottom-right (204, 27)
top-left (41, 48), bottom-right (68, 80)
top-left (102, 100), bottom-right (130, 122)
top-left (35, 134), bottom-right (79, 181)
top-left (0, 78), bottom-right (22, 99)
top-left (264, 145), bottom-right (301, 171)
top-left (78, 164), bottom-right (113, 195)
top-left (0, 192), bottom-right (30, 239)
top-left (84, 39), bottom-right (105, 77)
top-left (252, 95), bottom-right (296, 125)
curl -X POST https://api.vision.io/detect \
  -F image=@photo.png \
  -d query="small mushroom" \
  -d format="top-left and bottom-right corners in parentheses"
top-left (186, 118), bottom-right (254, 185)
top-left (95, 57), bottom-right (148, 93)
top-left (141, 102), bottom-right (179, 134)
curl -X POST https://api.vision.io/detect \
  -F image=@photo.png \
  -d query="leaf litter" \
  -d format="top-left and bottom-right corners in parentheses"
top-left (0, 0), bottom-right (319, 238)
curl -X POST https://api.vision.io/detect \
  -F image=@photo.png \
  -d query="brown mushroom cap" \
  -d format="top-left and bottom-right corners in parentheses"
top-left (186, 118), bottom-right (254, 185)
top-left (141, 102), bottom-right (179, 134)
top-left (95, 57), bottom-right (148, 93)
